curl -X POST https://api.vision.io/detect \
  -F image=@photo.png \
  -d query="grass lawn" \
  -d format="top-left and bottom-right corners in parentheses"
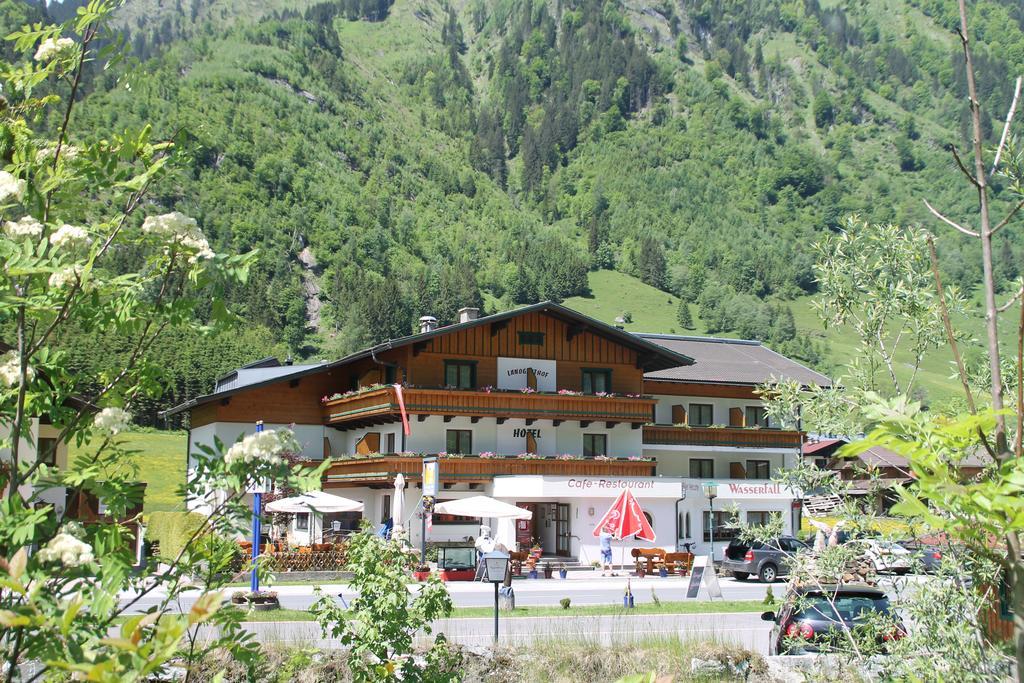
top-left (69, 430), bottom-right (187, 514)
top-left (219, 599), bottom-right (767, 622)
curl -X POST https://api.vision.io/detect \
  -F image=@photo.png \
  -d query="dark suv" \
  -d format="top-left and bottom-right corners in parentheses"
top-left (722, 536), bottom-right (807, 583)
top-left (762, 583), bottom-right (904, 654)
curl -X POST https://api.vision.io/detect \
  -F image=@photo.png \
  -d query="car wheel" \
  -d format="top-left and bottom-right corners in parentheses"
top-left (759, 564), bottom-right (778, 583)
top-left (733, 571), bottom-right (749, 581)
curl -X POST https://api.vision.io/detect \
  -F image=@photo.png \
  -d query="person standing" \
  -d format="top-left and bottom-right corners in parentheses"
top-left (599, 527), bottom-right (615, 576)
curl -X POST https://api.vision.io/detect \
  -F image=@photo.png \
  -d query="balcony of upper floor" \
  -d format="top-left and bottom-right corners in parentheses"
top-left (320, 452), bottom-right (656, 486)
top-left (642, 424), bottom-right (803, 449)
top-left (321, 384), bottom-right (657, 429)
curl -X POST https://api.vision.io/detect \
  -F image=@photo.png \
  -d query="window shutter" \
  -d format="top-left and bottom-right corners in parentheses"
top-left (672, 404), bottom-right (687, 425)
top-left (729, 407), bottom-right (744, 427)
top-left (355, 432), bottom-right (381, 454)
top-left (730, 461), bottom-right (746, 478)
top-left (526, 432), bottom-right (537, 454)
top-left (527, 368), bottom-right (537, 391)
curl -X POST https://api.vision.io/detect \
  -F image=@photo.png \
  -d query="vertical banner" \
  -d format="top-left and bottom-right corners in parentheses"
top-left (422, 457), bottom-right (439, 497)
top-left (394, 383), bottom-right (411, 436)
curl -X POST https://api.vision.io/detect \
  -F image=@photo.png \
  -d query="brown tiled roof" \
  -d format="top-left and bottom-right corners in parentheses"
top-left (832, 444), bottom-right (990, 470)
top-left (637, 334), bottom-right (832, 387)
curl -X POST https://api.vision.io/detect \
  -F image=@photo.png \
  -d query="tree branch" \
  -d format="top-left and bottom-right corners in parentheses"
top-left (924, 199), bottom-right (979, 237)
top-left (999, 284), bottom-right (1024, 313)
top-left (992, 76), bottom-right (1023, 176)
top-left (990, 199), bottom-right (1024, 237)
top-left (951, 145), bottom-right (981, 188)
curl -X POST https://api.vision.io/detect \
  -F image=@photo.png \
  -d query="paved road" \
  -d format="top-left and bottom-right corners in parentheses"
top-left (120, 574), bottom-right (775, 614)
top-left (190, 612), bottom-right (772, 652)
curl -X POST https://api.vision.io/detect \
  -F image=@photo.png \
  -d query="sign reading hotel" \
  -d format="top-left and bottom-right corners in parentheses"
top-left (497, 357), bottom-right (557, 392)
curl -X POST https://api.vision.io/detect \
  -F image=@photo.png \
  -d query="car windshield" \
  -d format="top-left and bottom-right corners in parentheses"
top-left (792, 593), bottom-right (891, 622)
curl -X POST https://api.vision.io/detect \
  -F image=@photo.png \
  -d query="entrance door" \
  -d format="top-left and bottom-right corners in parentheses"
top-left (555, 503), bottom-right (571, 557)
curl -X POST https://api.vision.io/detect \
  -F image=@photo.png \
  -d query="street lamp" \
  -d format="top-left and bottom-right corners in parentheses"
top-left (482, 550), bottom-right (510, 643)
top-left (702, 481), bottom-right (718, 562)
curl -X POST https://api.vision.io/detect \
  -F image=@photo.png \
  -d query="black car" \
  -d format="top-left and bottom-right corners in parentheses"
top-left (899, 539), bottom-right (945, 573)
top-left (721, 536), bottom-right (807, 583)
top-left (762, 584), bottom-right (905, 655)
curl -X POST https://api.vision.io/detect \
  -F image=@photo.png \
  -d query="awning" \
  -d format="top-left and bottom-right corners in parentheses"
top-left (265, 491), bottom-right (364, 514)
top-left (433, 496), bottom-right (533, 519)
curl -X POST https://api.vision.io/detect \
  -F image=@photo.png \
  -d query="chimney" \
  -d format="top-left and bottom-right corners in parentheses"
top-left (458, 307), bottom-right (480, 324)
top-left (418, 315), bottom-right (438, 334)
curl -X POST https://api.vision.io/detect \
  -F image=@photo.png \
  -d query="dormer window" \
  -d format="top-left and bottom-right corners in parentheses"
top-left (581, 368), bottom-right (612, 394)
top-left (444, 360), bottom-right (477, 389)
top-left (518, 331), bottom-right (545, 345)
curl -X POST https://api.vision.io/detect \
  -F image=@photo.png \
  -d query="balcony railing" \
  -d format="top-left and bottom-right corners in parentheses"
top-left (322, 454), bottom-right (656, 485)
top-left (322, 386), bottom-right (656, 427)
top-left (642, 425), bottom-right (803, 449)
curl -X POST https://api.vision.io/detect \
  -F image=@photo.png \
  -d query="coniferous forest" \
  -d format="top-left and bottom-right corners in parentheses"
top-left (6, 0), bottom-right (1024, 421)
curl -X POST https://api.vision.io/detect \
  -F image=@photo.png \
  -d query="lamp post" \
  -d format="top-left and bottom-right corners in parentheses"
top-left (702, 481), bottom-right (718, 563)
top-left (482, 551), bottom-right (510, 644)
top-left (250, 420), bottom-right (265, 594)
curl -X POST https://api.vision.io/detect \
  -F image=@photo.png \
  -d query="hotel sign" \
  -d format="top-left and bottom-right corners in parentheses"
top-left (497, 357), bottom-right (557, 392)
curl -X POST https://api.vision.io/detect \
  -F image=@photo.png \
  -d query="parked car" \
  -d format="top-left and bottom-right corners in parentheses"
top-left (722, 536), bottom-right (808, 583)
top-left (762, 583), bottom-right (905, 655)
top-left (858, 539), bottom-right (912, 574)
top-left (898, 539), bottom-right (945, 573)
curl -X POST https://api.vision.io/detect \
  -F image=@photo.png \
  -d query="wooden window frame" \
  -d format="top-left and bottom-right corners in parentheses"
top-left (517, 331), bottom-right (546, 346)
top-left (295, 513), bottom-right (309, 531)
top-left (688, 403), bottom-right (714, 426)
top-left (746, 511), bottom-right (772, 527)
top-left (689, 458), bottom-right (714, 479)
top-left (581, 368), bottom-right (613, 395)
top-left (746, 459), bottom-right (770, 479)
top-left (37, 437), bottom-right (58, 467)
top-left (745, 406), bottom-right (770, 428)
top-left (583, 433), bottom-right (607, 458)
top-left (444, 360), bottom-right (477, 389)
top-left (446, 429), bottom-right (472, 455)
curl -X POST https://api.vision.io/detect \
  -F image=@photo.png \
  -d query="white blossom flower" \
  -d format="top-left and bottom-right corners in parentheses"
top-left (94, 407), bottom-right (132, 434)
top-left (49, 223), bottom-right (91, 250)
top-left (36, 532), bottom-right (94, 567)
top-left (36, 145), bottom-right (79, 164)
top-left (34, 37), bottom-right (75, 63)
top-left (0, 171), bottom-right (26, 203)
top-left (141, 211), bottom-right (215, 263)
top-left (224, 429), bottom-right (298, 467)
top-left (4, 216), bottom-right (43, 239)
top-left (0, 350), bottom-right (34, 387)
top-left (48, 264), bottom-right (83, 290)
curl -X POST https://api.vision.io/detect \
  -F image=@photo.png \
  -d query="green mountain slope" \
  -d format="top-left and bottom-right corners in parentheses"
top-left (13, 0), bottom-right (1024, 415)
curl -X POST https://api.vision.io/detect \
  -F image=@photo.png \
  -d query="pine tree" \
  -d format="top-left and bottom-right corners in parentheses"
top-left (677, 301), bottom-right (694, 330)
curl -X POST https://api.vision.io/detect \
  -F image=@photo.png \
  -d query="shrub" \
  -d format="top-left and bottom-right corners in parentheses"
top-left (560, 597), bottom-right (571, 610)
top-left (147, 511), bottom-right (207, 561)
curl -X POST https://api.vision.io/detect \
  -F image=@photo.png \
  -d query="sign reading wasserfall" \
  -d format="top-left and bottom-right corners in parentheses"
top-left (496, 357), bottom-right (557, 392)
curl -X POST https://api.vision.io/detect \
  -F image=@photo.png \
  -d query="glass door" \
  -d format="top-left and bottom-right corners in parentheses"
top-left (555, 503), bottom-right (571, 557)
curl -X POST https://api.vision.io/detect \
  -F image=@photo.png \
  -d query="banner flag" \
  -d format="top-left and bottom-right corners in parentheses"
top-left (394, 383), bottom-right (411, 436)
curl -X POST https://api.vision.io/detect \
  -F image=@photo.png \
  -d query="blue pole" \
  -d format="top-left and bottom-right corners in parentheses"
top-left (251, 420), bottom-right (264, 593)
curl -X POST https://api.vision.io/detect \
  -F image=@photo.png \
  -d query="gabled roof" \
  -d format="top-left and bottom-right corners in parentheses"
top-left (636, 334), bottom-right (831, 387)
top-left (162, 302), bottom-right (695, 417)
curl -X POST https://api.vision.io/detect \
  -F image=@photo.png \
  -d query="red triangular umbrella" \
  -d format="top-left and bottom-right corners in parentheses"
top-left (593, 488), bottom-right (656, 542)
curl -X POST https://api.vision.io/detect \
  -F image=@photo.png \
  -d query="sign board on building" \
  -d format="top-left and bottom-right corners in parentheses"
top-left (422, 457), bottom-right (439, 497)
top-left (497, 358), bottom-right (557, 392)
top-left (493, 476), bottom-right (800, 501)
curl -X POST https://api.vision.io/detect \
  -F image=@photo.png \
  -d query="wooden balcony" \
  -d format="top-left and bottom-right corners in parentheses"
top-left (322, 386), bottom-right (656, 428)
top-left (322, 455), bottom-right (656, 486)
top-left (642, 426), bottom-right (803, 449)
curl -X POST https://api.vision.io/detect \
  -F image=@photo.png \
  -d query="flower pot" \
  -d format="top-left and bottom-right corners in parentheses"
top-left (413, 570), bottom-right (431, 581)
top-left (528, 570), bottom-right (539, 579)
top-left (623, 594), bottom-right (635, 608)
top-left (558, 569), bottom-right (568, 579)
top-left (636, 569), bottom-right (646, 578)
top-left (659, 568), bottom-right (668, 578)
top-left (543, 569), bottom-right (554, 579)
top-left (251, 598), bottom-right (280, 611)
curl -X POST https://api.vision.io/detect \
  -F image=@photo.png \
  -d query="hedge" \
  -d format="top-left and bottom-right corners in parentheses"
top-left (147, 511), bottom-right (207, 560)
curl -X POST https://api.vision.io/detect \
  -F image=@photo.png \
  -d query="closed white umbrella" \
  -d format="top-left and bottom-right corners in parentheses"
top-left (432, 496), bottom-right (533, 519)
top-left (391, 473), bottom-right (406, 537)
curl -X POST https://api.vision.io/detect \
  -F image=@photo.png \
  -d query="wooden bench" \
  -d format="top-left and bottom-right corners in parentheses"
top-left (631, 548), bottom-right (695, 575)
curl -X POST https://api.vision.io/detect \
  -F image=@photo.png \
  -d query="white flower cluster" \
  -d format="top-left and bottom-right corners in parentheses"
top-left (0, 350), bottom-right (34, 387)
top-left (141, 211), bottom-right (215, 263)
top-left (36, 145), bottom-right (79, 164)
top-left (224, 429), bottom-right (298, 467)
top-left (37, 532), bottom-right (94, 567)
top-left (50, 224), bottom-right (91, 250)
top-left (49, 264), bottom-right (83, 290)
top-left (4, 216), bottom-right (43, 239)
top-left (0, 171), bottom-right (26, 203)
top-left (94, 406), bottom-right (132, 434)
top-left (34, 37), bottom-right (75, 63)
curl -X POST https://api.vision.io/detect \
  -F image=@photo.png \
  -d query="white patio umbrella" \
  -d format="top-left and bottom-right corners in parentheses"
top-left (391, 473), bottom-right (406, 537)
top-left (432, 495), bottom-right (533, 520)
top-left (265, 491), bottom-right (363, 543)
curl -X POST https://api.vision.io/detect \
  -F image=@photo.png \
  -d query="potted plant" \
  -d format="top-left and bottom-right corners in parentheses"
top-left (542, 562), bottom-right (554, 579)
top-left (657, 562), bottom-right (668, 578)
top-left (526, 559), bottom-right (539, 579)
top-left (674, 560), bottom-right (688, 577)
top-left (557, 562), bottom-right (568, 579)
top-left (635, 563), bottom-right (646, 578)
top-left (231, 590), bottom-right (280, 611)
top-left (591, 560), bottom-right (601, 571)
top-left (412, 564), bottom-right (431, 581)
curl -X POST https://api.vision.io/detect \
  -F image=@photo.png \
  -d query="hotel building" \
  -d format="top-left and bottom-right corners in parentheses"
top-left (165, 302), bottom-right (829, 561)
